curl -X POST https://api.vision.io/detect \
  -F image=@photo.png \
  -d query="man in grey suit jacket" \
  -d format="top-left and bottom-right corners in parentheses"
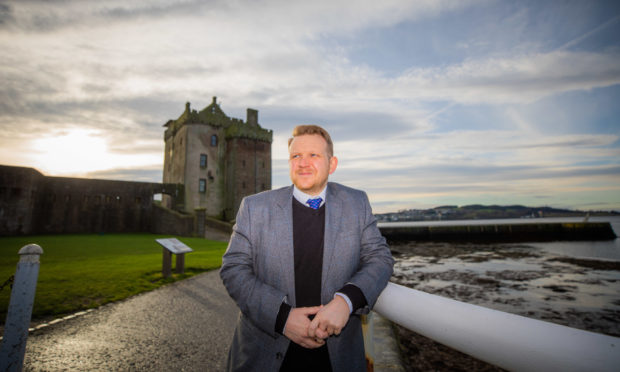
top-left (220, 125), bottom-right (393, 371)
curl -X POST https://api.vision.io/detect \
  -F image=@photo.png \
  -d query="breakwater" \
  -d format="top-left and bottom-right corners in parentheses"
top-left (379, 221), bottom-right (617, 242)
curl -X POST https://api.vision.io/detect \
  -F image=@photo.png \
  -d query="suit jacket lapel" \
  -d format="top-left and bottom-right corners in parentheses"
top-left (322, 183), bottom-right (342, 295)
top-left (274, 186), bottom-right (297, 306)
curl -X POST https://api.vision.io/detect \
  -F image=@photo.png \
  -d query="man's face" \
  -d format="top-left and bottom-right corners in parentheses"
top-left (288, 134), bottom-right (338, 196)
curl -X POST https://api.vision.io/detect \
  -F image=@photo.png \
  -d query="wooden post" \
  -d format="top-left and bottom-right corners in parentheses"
top-left (162, 248), bottom-right (172, 278)
top-left (175, 253), bottom-right (185, 274)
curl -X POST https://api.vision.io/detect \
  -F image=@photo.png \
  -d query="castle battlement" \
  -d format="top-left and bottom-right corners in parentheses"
top-left (164, 97), bottom-right (272, 143)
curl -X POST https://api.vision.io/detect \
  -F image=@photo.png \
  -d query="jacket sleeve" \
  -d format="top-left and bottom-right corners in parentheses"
top-left (347, 191), bottom-right (394, 313)
top-left (219, 197), bottom-right (288, 337)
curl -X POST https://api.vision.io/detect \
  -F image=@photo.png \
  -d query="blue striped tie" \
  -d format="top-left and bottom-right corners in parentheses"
top-left (306, 197), bottom-right (323, 210)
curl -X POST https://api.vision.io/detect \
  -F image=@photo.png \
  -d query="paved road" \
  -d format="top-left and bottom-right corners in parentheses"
top-left (23, 270), bottom-right (238, 371)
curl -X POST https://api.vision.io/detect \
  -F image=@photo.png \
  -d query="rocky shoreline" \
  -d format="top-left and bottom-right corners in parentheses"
top-left (395, 326), bottom-right (504, 372)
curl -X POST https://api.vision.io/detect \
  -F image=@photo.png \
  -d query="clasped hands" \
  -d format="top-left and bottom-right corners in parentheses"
top-left (283, 295), bottom-right (350, 349)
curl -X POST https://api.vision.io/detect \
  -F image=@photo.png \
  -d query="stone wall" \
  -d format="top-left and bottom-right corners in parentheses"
top-left (162, 124), bottom-right (188, 211)
top-left (0, 166), bottom-right (41, 235)
top-left (184, 123), bottom-right (226, 218)
top-left (151, 204), bottom-right (195, 236)
top-left (224, 137), bottom-right (272, 220)
top-left (0, 165), bottom-right (191, 236)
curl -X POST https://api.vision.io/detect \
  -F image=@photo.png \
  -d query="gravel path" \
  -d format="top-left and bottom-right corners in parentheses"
top-left (22, 270), bottom-right (238, 371)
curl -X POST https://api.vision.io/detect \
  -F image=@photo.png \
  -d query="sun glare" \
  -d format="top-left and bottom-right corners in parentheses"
top-left (29, 130), bottom-right (109, 175)
top-left (28, 129), bottom-right (158, 177)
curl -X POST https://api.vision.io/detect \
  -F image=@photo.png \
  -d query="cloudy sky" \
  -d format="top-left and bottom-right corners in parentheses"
top-left (1, 0), bottom-right (619, 213)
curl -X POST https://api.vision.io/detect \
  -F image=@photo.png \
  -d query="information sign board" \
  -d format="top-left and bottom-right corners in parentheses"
top-left (155, 238), bottom-right (193, 254)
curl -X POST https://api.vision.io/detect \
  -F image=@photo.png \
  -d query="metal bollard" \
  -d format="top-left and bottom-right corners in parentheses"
top-left (0, 244), bottom-right (43, 372)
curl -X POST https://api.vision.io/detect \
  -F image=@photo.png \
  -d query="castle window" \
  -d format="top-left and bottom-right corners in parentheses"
top-left (242, 160), bottom-right (246, 168)
top-left (199, 179), bottom-right (207, 193)
top-left (242, 181), bottom-right (246, 189)
top-left (200, 154), bottom-right (207, 168)
top-left (211, 135), bottom-right (218, 146)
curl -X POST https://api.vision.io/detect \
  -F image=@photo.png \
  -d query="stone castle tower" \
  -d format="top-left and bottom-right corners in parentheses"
top-left (162, 97), bottom-right (272, 221)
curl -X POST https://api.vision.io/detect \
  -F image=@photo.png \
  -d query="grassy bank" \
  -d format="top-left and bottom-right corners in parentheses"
top-left (0, 234), bottom-right (227, 322)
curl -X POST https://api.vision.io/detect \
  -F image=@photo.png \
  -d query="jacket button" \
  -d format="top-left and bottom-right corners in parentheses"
top-left (276, 352), bottom-right (283, 359)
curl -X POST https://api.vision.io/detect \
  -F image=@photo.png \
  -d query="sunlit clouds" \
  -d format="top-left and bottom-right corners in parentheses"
top-left (0, 0), bottom-right (619, 212)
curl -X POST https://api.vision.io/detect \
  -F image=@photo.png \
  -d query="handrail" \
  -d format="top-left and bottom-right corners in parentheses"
top-left (374, 282), bottom-right (620, 372)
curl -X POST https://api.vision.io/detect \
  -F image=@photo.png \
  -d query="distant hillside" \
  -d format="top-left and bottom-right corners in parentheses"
top-left (376, 204), bottom-right (619, 222)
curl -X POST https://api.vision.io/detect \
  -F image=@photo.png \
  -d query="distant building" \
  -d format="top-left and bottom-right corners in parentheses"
top-left (162, 97), bottom-right (272, 221)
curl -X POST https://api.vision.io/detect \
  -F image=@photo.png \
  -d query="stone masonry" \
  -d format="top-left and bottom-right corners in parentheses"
top-left (0, 165), bottom-right (185, 236)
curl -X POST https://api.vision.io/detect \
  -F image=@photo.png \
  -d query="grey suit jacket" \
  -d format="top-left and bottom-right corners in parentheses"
top-left (220, 182), bottom-right (394, 371)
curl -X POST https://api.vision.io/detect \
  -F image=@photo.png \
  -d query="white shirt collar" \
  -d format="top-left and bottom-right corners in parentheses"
top-left (292, 185), bottom-right (327, 208)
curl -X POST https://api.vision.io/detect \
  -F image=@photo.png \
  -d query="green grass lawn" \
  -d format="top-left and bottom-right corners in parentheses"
top-left (0, 234), bottom-right (227, 322)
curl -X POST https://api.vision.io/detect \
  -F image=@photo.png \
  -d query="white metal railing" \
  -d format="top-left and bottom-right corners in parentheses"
top-left (374, 282), bottom-right (620, 372)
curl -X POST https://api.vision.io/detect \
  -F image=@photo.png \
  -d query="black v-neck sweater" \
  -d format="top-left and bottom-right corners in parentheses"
top-left (291, 197), bottom-right (325, 307)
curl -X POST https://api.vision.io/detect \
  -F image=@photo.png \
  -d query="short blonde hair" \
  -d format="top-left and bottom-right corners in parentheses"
top-left (288, 125), bottom-right (334, 157)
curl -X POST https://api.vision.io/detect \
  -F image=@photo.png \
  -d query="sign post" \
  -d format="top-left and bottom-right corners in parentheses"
top-left (155, 238), bottom-right (193, 278)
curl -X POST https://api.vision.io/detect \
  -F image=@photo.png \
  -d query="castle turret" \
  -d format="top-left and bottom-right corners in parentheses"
top-left (247, 108), bottom-right (258, 126)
